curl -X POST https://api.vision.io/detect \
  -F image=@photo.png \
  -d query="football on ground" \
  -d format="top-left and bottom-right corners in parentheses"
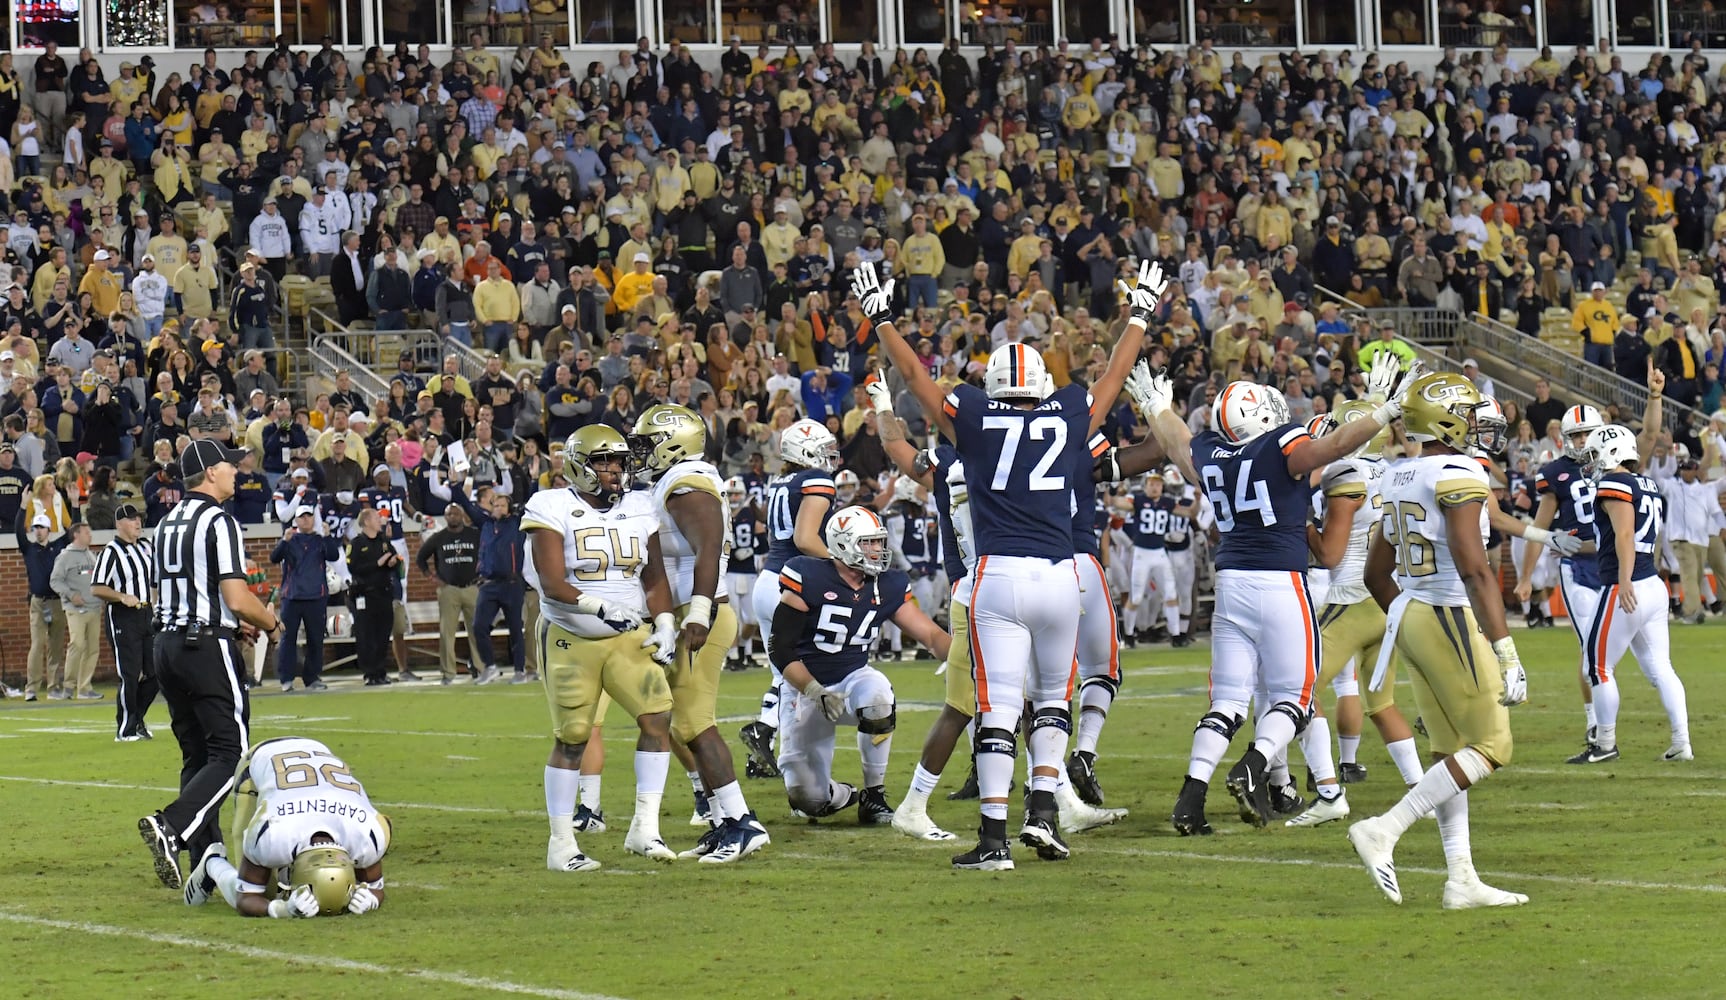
top-left (0, 625), bottom-right (1719, 998)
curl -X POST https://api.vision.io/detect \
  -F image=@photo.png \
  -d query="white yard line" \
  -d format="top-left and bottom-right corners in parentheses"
top-left (0, 910), bottom-right (630, 1000)
top-left (0, 775), bottom-right (527, 816)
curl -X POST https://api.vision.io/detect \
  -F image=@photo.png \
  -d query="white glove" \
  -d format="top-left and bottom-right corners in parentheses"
top-left (1547, 530), bottom-right (1585, 556)
top-left (732, 544), bottom-right (753, 560)
top-left (1115, 258), bottom-right (1169, 325)
top-left (1491, 636), bottom-right (1528, 707)
top-left (576, 594), bottom-right (643, 633)
top-left (803, 680), bottom-right (846, 722)
top-left (1371, 360), bottom-right (1428, 425)
top-left (270, 885), bottom-right (320, 918)
top-left (644, 612), bottom-right (677, 666)
top-left (850, 263), bottom-right (897, 326)
top-left (1363, 350), bottom-right (1400, 401)
top-left (347, 885), bottom-right (380, 915)
top-left (1124, 359), bottom-right (1173, 418)
top-left (865, 372), bottom-right (894, 415)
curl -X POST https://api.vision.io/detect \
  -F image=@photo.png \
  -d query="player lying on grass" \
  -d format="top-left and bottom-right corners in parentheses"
top-left (770, 506), bottom-right (951, 822)
top-left (183, 737), bottom-right (389, 918)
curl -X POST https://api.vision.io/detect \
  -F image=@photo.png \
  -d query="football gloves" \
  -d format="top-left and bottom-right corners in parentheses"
top-left (1491, 637), bottom-right (1528, 707)
top-left (1116, 258), bottom-right (1169, 326)
top-left (270, 885), bottom-right (320, 919)
top-left (1124, 360), bottom-right (1174, 418)
top-left (644, 612), bottom-right (677, 666)
top-left (576, 594), bottom-right (644, 634)
top-left (865, 371), bottom-right (894, 415)
top-left (1371, 360), bottom-right (1428, 425)
top-left (347, 885), bottom-right (381, 915)
top-left (851, 264), bottom-right (897, 327)
top-left (1523, 525), bottom-right (1585, 557)
top-left (803, 680), bottom-right (846, 722)
top-left (1363, 351), bottom-right (1400, 401)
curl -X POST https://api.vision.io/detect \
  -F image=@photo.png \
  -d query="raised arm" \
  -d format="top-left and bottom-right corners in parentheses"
top-left (849, 266), bottom-right (953, 441)
top-left (1638, 361), bottom-right (1664, 463)
top-left (1088, 259), bottom-right (1169, 432)
top-left (868, 377), bottom-right (932, 486)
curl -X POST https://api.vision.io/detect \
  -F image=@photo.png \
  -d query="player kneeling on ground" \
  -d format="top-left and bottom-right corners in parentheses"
top-left (771, 506), bottom-right (951, 822)
top-left (183, 737), bottom-right (389, 918)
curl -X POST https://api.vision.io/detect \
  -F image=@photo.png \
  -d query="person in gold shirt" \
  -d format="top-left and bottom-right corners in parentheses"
top-left (1007, 218), bottom-right (1044, 279)
top-left (151, 138), bottom-right (197, 207)
top-left (77, 249), bottom-right (125, 317)
top-left (1571, 281), bottom-right (1619, 368)
top-left (173, 244), bottom-right (221, 320)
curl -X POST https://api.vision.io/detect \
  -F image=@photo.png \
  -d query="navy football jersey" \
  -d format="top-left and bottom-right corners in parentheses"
top-left (1071, 432), bottom-right (1111, 557)
top-left (728, 513), bottom-right (763, 574)
top-left (1593, 471), bottom-right (1661, 583)
top-left (1192, 423), bottom-right (1313, 572)
top-left (1127, 493), bottom-right (1178, 550)
top-left (358, 485), bottom-right (409, 540)
top-left (740, 471), bottom-right (768, 508)
top-left (762, 468), bottom-right (837, 573)
top-left (943, 380), bottom-right (1093, 561)
top-left (892, 502), bottom-right (932, 567)
top-left (928, 443), bottom-right (967, 583)
top-left (1165, 492), bottom-right (1194, 552)
top-left (319, 493), bottom-right (360, 540)
top-left (1535, 456), bottom-right (1599, 586)
top-left (780, 556), bottom-right (909, 684)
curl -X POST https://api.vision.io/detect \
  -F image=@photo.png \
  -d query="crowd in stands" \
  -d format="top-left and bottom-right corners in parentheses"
top-left (9, 28), bottom-right (1726, 536)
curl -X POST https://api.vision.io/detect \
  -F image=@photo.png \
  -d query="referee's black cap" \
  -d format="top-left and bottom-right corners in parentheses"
top-left (114, 502), bottom-right (142, 521)
top-left (180, 439), bottom-right (246, 478)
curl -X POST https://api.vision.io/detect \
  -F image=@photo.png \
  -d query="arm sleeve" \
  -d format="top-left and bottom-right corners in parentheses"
top-left (767, 601), bottom-right (808, 670)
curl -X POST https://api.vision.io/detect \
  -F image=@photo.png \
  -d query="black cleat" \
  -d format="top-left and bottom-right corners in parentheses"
top-left (858, 785), bottom-right (894, 825)
top-left (1019, 813), bottom-right (1070, 861)
top-left (1524, 611), bottom-right (1543, 629)
top-left (811, 783), bottom-right (860, 819)
top-left (1067, 750), bottom-right (1104, 806)
top-left (745, 758), bottom-right (776, 779)
top-left (1170, 776), bottom-right (1213, 836)
top-left (946, 762), bottom-right (979, 800)
top-left (1270, 782), bottom-right (1306, 818)
top-left (1304, 768), bottom-right (1317, 793)
top-left (1339, 762), bottom-right (1368, 784)
top-left (1225, 748), bottom-right (1274, 828)
top-left (138, 813), bottom-right (183, 889)
top-left (1566, 743), bottom-right (1620, 765)
top-left (1171, 633), bottom-right (1195, 648)
top-left (1413, 716), bottom-right (1427, 737)
top-left (953, 818), bottom-right (1014, 871)
top-left (738, 722), bottom-right (781, 778)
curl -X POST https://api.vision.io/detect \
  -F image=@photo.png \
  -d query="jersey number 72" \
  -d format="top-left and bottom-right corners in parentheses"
top-left (982, 415), bottom-right (1067, 491)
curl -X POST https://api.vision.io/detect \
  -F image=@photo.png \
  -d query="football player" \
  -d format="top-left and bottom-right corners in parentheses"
top-left (1350, 372), bottom-right (1529, 910)
top-left (835, 468), bottom-right (862, 506)
top-left (724, 477), bottom-right (765, 671)
top-left (630, 405), bottom-right (771, 863)
top-left (1114, 471), bottom-right (1196, 645)
top-left (523, 426), bottom-right (680, 871)
top-left (1161, 467), bottom-right (1200, 648)
top-left (858, 258), bottom-right (1158, 870)
top-left (771, 507), bottom-right (950, 823)
top-left (882, 474), bottom-right (936, 659)
top-left (183, 737), bottom-right (389, 918)
top-left (740, 419), bottom-right (839, 778)
top-left (1576, 383), bottom-right (1693, 764)
top-left (358, 463), bottom-right (416, 680)
top-left (1132, 354), bottom-right (1420, 835)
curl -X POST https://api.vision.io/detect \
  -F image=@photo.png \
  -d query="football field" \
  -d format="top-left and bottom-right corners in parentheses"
top-left (2, 624), bottom-right (1724, 999)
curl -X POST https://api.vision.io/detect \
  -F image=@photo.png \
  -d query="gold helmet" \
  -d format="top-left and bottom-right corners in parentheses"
top-left (287, 845), bottom-right (356, 916)
top-left (1401, 372), bottom-right (1484, 450)
top-left (629, 404), bottom-right (706, 478)
top-left (1330, 399), bottom-right (1393, 458)
top-left (563, 425), bottom-right (633, 505)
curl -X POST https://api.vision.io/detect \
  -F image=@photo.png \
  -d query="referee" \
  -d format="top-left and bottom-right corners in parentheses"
top-left (138, 440), bottom-right (283, 891)
top-left (91, 503), bottom-right (156, 742)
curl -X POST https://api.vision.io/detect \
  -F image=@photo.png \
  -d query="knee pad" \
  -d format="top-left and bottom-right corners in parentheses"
top-left (1078, 674), bottom-right (1121, 700)
top-left (1269, 700), bottom-right (1312, 735)
top-left (857, 700), bottom-right (896, 737)
top-left (554, 720), bottom-right (594, 748)
top-left (975, 725), bottom-right (1017, 759)
top-left (1030, 705), bottom-right (1071, 736)
top-left (1195, 710), bottom-right (1244, 741)
top-left (785, 784), bottom-right (829, 816)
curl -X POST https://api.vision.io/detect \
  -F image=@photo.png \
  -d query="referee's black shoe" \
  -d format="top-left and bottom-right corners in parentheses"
top-left (138, 812), bottom-right (183, 888)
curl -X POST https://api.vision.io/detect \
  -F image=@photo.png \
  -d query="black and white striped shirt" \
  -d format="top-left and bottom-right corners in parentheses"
top-left (94, 536), bottom-right (156, 606)
top-left (153, 495), bottom-right (248, 630)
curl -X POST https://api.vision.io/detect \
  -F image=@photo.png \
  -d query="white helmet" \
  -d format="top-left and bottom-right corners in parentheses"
top-left (1474, 397), bottom-right (1507, 453)
top-left (834, 468), bottom-right (861, 503)
top-left (984, 342), bottom-right (1051, 402)
top-left (891, 474), bottom-right (921, 505)
top-left (1162, 465), bottom-right (1185, 488)
top-left (825, 505), bottom-right (891, 575)
top-left (1212, 380), bottom-right (1291, 444)
top-left (1305, 413), bottom-right (1330, 438)
top-left (1560, 404), bottom-right (1603, 460)
top-left (1581, 424), bottom-right (1638, 479)
top-left (723, 475), bottom-right (748, 508)
top-left (781, 418), bottom-right (839, 471)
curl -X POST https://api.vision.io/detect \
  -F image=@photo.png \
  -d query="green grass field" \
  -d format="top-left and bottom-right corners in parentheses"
top-left (2, 624), bottom-right (1724, 1000)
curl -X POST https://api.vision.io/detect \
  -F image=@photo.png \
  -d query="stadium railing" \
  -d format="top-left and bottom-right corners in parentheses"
top-left (440, 335), bottom-right (491, 383)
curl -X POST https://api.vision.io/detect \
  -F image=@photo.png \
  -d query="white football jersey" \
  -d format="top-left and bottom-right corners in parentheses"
top-left (1377, 454), bottom-right (1490, 607)
top-left (243, 738), bottom-right (387, 870)
top-left (1320, 456), bottom-right (1386, 606)
top-left (523, 487), bottom-right (659, 637)
top-left (649, 459), bottom-right (731, 607)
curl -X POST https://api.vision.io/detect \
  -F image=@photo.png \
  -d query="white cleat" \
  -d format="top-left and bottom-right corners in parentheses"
top-left (548, 838), bottom-right (601, 872)
top-left (1348, 818), bottom-right (1403, 905)
top-left (1285, 791), bottom-right (1350, 828)
top-left (689, 810), bottom-right (711, 827)
top-left (1442, 878), bottom-right (1529, 910)
top-left (1663, 743), bottom-right (1694, 761)
top-left (624, 821), bottom-right (678, 862)
top-left (1055, 778), bottom-right (1126, 834)
top-left (890, 803), bottom-right (957, 841)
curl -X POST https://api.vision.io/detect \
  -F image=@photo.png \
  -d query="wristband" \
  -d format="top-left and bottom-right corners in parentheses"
top-left (654, 611), bottom-right (676, 633)
top-left (1370, 402), bottom-right (1400, 427)
top-left (1521, 526), bottom-right (1551, 546)
top-left (267, 899), bottom-right (292, 919)
top-left (364, 877), bottom-right (385, 891)
top-left (683, 595), bottom-right (713, 630)
top-left (1489, 636), bottom-right (1518, 663)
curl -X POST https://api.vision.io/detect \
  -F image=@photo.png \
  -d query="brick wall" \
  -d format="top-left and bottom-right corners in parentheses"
top-left (0, 524), bottom-right (439, 686)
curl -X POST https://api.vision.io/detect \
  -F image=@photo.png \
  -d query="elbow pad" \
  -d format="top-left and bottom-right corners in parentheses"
top-left (768, 602), bottom-right (808, 670)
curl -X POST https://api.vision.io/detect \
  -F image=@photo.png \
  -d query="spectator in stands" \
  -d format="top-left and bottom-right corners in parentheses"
top-left (1573, 281), bottom-right (1620, 369)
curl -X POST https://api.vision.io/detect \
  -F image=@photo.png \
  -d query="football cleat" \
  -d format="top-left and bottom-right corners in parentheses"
top-left (1225, 748), bottom-right (1274, 828)
top-left (858, 786), bottom-right (894, 825)
top-left (1339, 762), bottom-right (1368, 783)
top-left (1066, 750), bottom-right (1104, 806)
top-left (701, 814), bottom-right (771, 864)
top-left (1442, 878), bottom-right (1529, 910)
top-left (1347, 817), bottom-right (1403, 904)
top-left (691, 789), bottom-right (713, 827)
top-left (952, 835), bottom-right (1015, 871)
top-left (1565, 743), bottom-right (1620, 765)
top-left (138, 813), bottom-right (183, 889)
top-left (474, 665), bottom-right (502, 685)
top-left (816, 783), bottom-right (861, 818)
top-left (946, 765), bottom-right (979, 800)
top-left (1271, 783), bottom-right (1306, 818)
top-left (1171, 777), bottom-right (1213, 836)
top-left (1018, 813), bottom-right (1070, 861)
top-left (1284, 791), bottom-right (1350, 828)
top-left (573, 805), bottom-right (607, 834)
top-left (183, 843), bottom-right (224, 906)
top-left (1662, 743), bottom-right (1694, 761)
top-left (744, 758), bottom-right (777, 779)
top-left (738, 722), bottom-right (781, 777)
top-left (623, 822), bottom-right (678, 863)
top-left (547, 838), bottom-right (601, 872)
top-left (678, 823), bottom-right (727, 860)
top-left (1413, 716), bottom-right (1427, 737)
top-left (1055, 780), bottom-right (1127, 834)
top-left (116, 732), bottom-right (147, 743)
top-left (1171, 633), bottom-right (1195, 648)
top-left (890, 802), bottom-right (957, 841)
